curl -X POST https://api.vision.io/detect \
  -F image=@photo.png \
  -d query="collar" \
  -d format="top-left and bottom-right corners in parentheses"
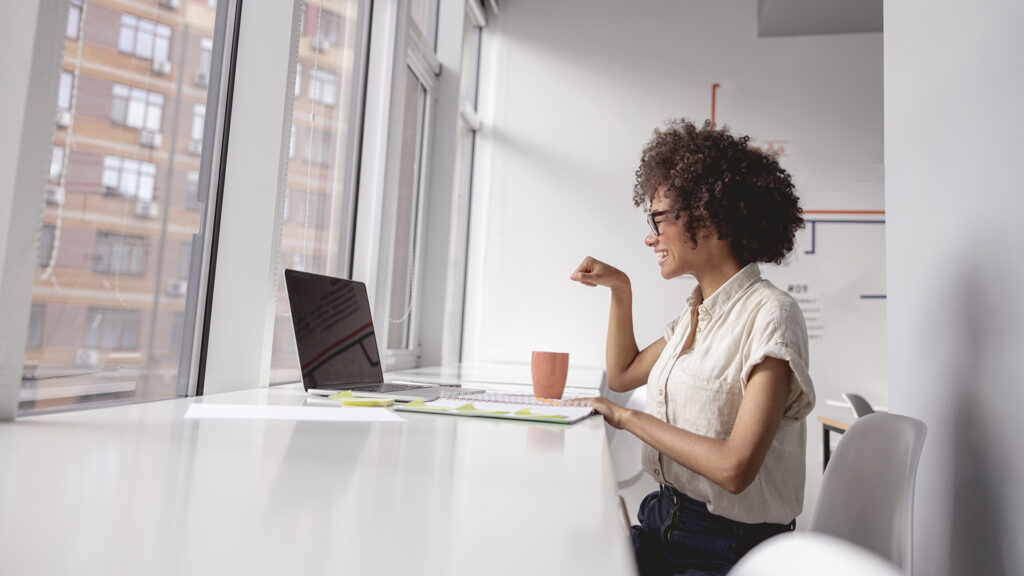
top-left (685, 263), bottom-right (762, 317)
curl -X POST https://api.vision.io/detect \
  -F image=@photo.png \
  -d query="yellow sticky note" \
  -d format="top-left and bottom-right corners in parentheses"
top-left (513, 408), bottom-right (568, 419)
top-left (454, 403), bottom-right (509, 415)
top-left (327, 391), bottom-right (395, 407)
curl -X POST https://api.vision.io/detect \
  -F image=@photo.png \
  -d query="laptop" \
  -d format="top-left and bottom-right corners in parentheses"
top-left (284, 269), bottom-right (469, 402)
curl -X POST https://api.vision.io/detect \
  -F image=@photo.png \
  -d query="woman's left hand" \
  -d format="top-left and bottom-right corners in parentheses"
top-left (588, 396), bottom-right (632, 430)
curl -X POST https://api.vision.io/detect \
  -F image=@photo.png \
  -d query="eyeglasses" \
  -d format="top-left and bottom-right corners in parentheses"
top-left (647, 210), bottom-right (673, 236)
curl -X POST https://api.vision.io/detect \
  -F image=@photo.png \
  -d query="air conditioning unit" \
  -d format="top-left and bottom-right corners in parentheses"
top-left (312, 35), bottom-right (332, 52)
top-left (103, 184), bottom-right (120, 196)
top-left (134, 200), bottom-right (159, 219)
top-left (186, 139), bottom-right (203, 156)
top-left (45, 185), bottom-right (65, 205)
top-left (193, 69), bottom-right (209, 87)
top-left (55, 110), bottom-right (71, 128)
top-left (74, 348), bottom-right (100, 368)
top-left (138, 130), bottom-right (163, 148)
top-left (152, 59), bottom-right (172, 76)
top-left (166, 279), bottom-right (188, 297)
top-left (158, 0), bottom-right (180, 9)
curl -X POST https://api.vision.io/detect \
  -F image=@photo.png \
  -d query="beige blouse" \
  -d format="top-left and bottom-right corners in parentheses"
top-left (642, 263), bottom-right (815, 524)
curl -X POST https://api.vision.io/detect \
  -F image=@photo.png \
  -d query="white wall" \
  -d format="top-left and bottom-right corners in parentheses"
top-left (886, 1), bottom-right (1024, 574)
top-left (465, 0), bottom-right (883, 523)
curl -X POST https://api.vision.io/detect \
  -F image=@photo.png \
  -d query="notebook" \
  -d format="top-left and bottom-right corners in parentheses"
top-left (394, 391), bottom-right (595, 424)
top-left (283, 269), bottom-right (476, 402)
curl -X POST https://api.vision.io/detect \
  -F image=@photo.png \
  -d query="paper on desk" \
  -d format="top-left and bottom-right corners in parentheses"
top-left (184, 403), bottom-right (405, 423)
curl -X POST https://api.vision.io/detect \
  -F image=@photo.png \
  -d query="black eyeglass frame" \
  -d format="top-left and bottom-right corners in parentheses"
top-left (647, 209), bottom-right (674, 236)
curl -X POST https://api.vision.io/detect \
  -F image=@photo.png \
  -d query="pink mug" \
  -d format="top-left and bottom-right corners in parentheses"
top-left (531, 351), bottom-right (569, 399)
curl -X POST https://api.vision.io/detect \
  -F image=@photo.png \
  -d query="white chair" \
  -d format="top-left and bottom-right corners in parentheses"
top-left (730, 532), bottom-right (902, 576)
top-left (842, 392), bottom-right (876, 418)
top-left (809, 412), bottom-right (927, 573)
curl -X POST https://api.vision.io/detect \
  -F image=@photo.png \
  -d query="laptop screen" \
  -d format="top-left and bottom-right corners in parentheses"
top-left (283, 269), bottom-right (383, 389)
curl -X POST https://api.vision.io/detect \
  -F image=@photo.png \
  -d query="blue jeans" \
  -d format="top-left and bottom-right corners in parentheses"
top-left (630, 485), bottom-right (795, 576)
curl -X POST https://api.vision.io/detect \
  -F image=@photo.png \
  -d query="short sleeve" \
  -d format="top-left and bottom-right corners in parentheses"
top-left (740, 295), bottom-right (815, 420)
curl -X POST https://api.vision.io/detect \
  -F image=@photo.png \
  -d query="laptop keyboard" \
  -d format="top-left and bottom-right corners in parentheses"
top-left (348, 383), bottom-right (430, 393)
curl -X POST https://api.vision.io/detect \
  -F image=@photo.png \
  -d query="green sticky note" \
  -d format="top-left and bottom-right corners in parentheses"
top-left (327, 391), bottom-right (394, 407)
top-left (513, 408), bottom-right (569, 419)
top-left (454, 403), bottom-right (509, 415)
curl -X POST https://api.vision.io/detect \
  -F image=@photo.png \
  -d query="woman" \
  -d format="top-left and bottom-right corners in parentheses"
top-left (570, 119), bottom-right (814, 575)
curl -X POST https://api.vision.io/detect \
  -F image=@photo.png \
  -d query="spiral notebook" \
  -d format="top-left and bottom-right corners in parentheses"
top-left (393, 391), bottom-right (595, 424)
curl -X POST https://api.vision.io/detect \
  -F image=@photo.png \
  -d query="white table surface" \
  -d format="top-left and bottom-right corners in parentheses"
top-left (0, 383), bottom-right (635, 575)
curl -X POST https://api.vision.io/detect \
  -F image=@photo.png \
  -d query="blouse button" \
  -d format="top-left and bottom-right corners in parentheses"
top-left (659, 388), bottom-right (664, 396)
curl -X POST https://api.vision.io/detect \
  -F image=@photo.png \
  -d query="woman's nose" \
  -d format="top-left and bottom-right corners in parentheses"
top-left (645, 230), bottom-right (657, 246)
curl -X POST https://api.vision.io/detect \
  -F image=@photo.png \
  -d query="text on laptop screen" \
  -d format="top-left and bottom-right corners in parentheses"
top-left (285, 270), bottom-right (383, 388)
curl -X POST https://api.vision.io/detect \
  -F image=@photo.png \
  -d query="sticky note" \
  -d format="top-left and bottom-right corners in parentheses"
top-left (328, 391), bottom-right (395, 407)
top-left (514, 408), bottom-right (568, 420)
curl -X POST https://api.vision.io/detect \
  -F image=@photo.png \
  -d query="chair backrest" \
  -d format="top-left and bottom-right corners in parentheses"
top-left (730, 532), bottom-right (902, 576)
top-left (809, 412), bottom-right (927, 573)
top-left (842, 392), bottom-right (876, 418)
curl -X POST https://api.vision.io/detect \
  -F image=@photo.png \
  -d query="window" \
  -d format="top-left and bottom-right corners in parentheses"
top-left (191, 104), bottom-right (205, 141)
top-left (304, 128), bottom-right (332, 165)
top-left (295, 191), bottom-right (326, 228)
top-left (57, 71), bottom-right (73, 110)
top-left (199, 37), bottom-right (214, 76)
top-left (318, 9), bottom-right (342, 45)
top-left (178, 242), bottom-right (191, 279)
top-left (94, 232), bottom-right (148, 276)
top-left (102, 155), bottom-right (156, 200)
top-left (186, 170), bottom-right (201, 210)
top-left (37, 225), bottom-right (56, 268)
top-left (386, 66), bottom-right (429, 350)
top-left (66, 0), bottom-right (82, 40)
top-left (49, 146), bottom-right (64, 183)
top-left (13, 0), bottom-right (230, 414)
top-left (83, 308), bottom-right (141, 350)
top-left (26, 305), bottom-right (45, 349)
top-left (170, 311), bottom-right (184, 350)
top-left (118, 14), bottom-right (172, 62)
top-left (308, 69), bottom-right (337, 106)
top-left (111, 84), bottom-right (164, 131)
top-left (269, 0), bottom-right (368, 384)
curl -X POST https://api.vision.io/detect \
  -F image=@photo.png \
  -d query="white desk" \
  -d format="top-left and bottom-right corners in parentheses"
top-left (0, 384), bottom-right (635, 575)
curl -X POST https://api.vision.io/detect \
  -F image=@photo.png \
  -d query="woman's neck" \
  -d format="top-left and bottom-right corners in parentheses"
top-left (695, 258), bottom-right (744, 301)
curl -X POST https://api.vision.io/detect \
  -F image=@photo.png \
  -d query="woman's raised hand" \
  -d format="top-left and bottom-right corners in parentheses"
top-left (569, 256), bottom-right (629, 290)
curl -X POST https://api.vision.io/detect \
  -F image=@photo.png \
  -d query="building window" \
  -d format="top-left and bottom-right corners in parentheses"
top-left (66, 0), bottom-right (83, 40)
top-left (171, 311), bottom-right (185, 350)
top-left (83, 307), bottom-right (141, 350)
top-left (178, 241), bottom-right (191, 279)
top-left (27, 304), bottom-right (45, 349)
top-left (318, 9), bottom-right (342, 45)
top-left (191, 104), bottom-right (206, 141)
top-left (199, 37), bottom-right (214, 76)
top-left (102, 155), bottom-right (156, 200)
top-left (118, 13), bottom-right (172, 62)
top-left (49, 146), bottom-right (64, 183)
top-left (294, 61), bottom-right (302, 97)
top-left (304, 128), bottom-right (332, 165)
top-left (37, 225), bottom-right (56, 268)
top-left (57, 71), bottom-right (73, 110)
top-left (308, 70), bottom-right (337, 106)
top-left (186, 170), bottom-right (201, 210)
top-left (289, 125), bottom-right (296, 159)
top-left (94, 232), bottom-right (148, 276)
top-left (295, 192), bottom-right (326, 228)
top-left (111, 84), bottom-right (164, 131)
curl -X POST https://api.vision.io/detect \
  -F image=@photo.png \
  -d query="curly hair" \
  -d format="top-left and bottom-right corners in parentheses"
top-left (632, 119), bottom-right (804, 265)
